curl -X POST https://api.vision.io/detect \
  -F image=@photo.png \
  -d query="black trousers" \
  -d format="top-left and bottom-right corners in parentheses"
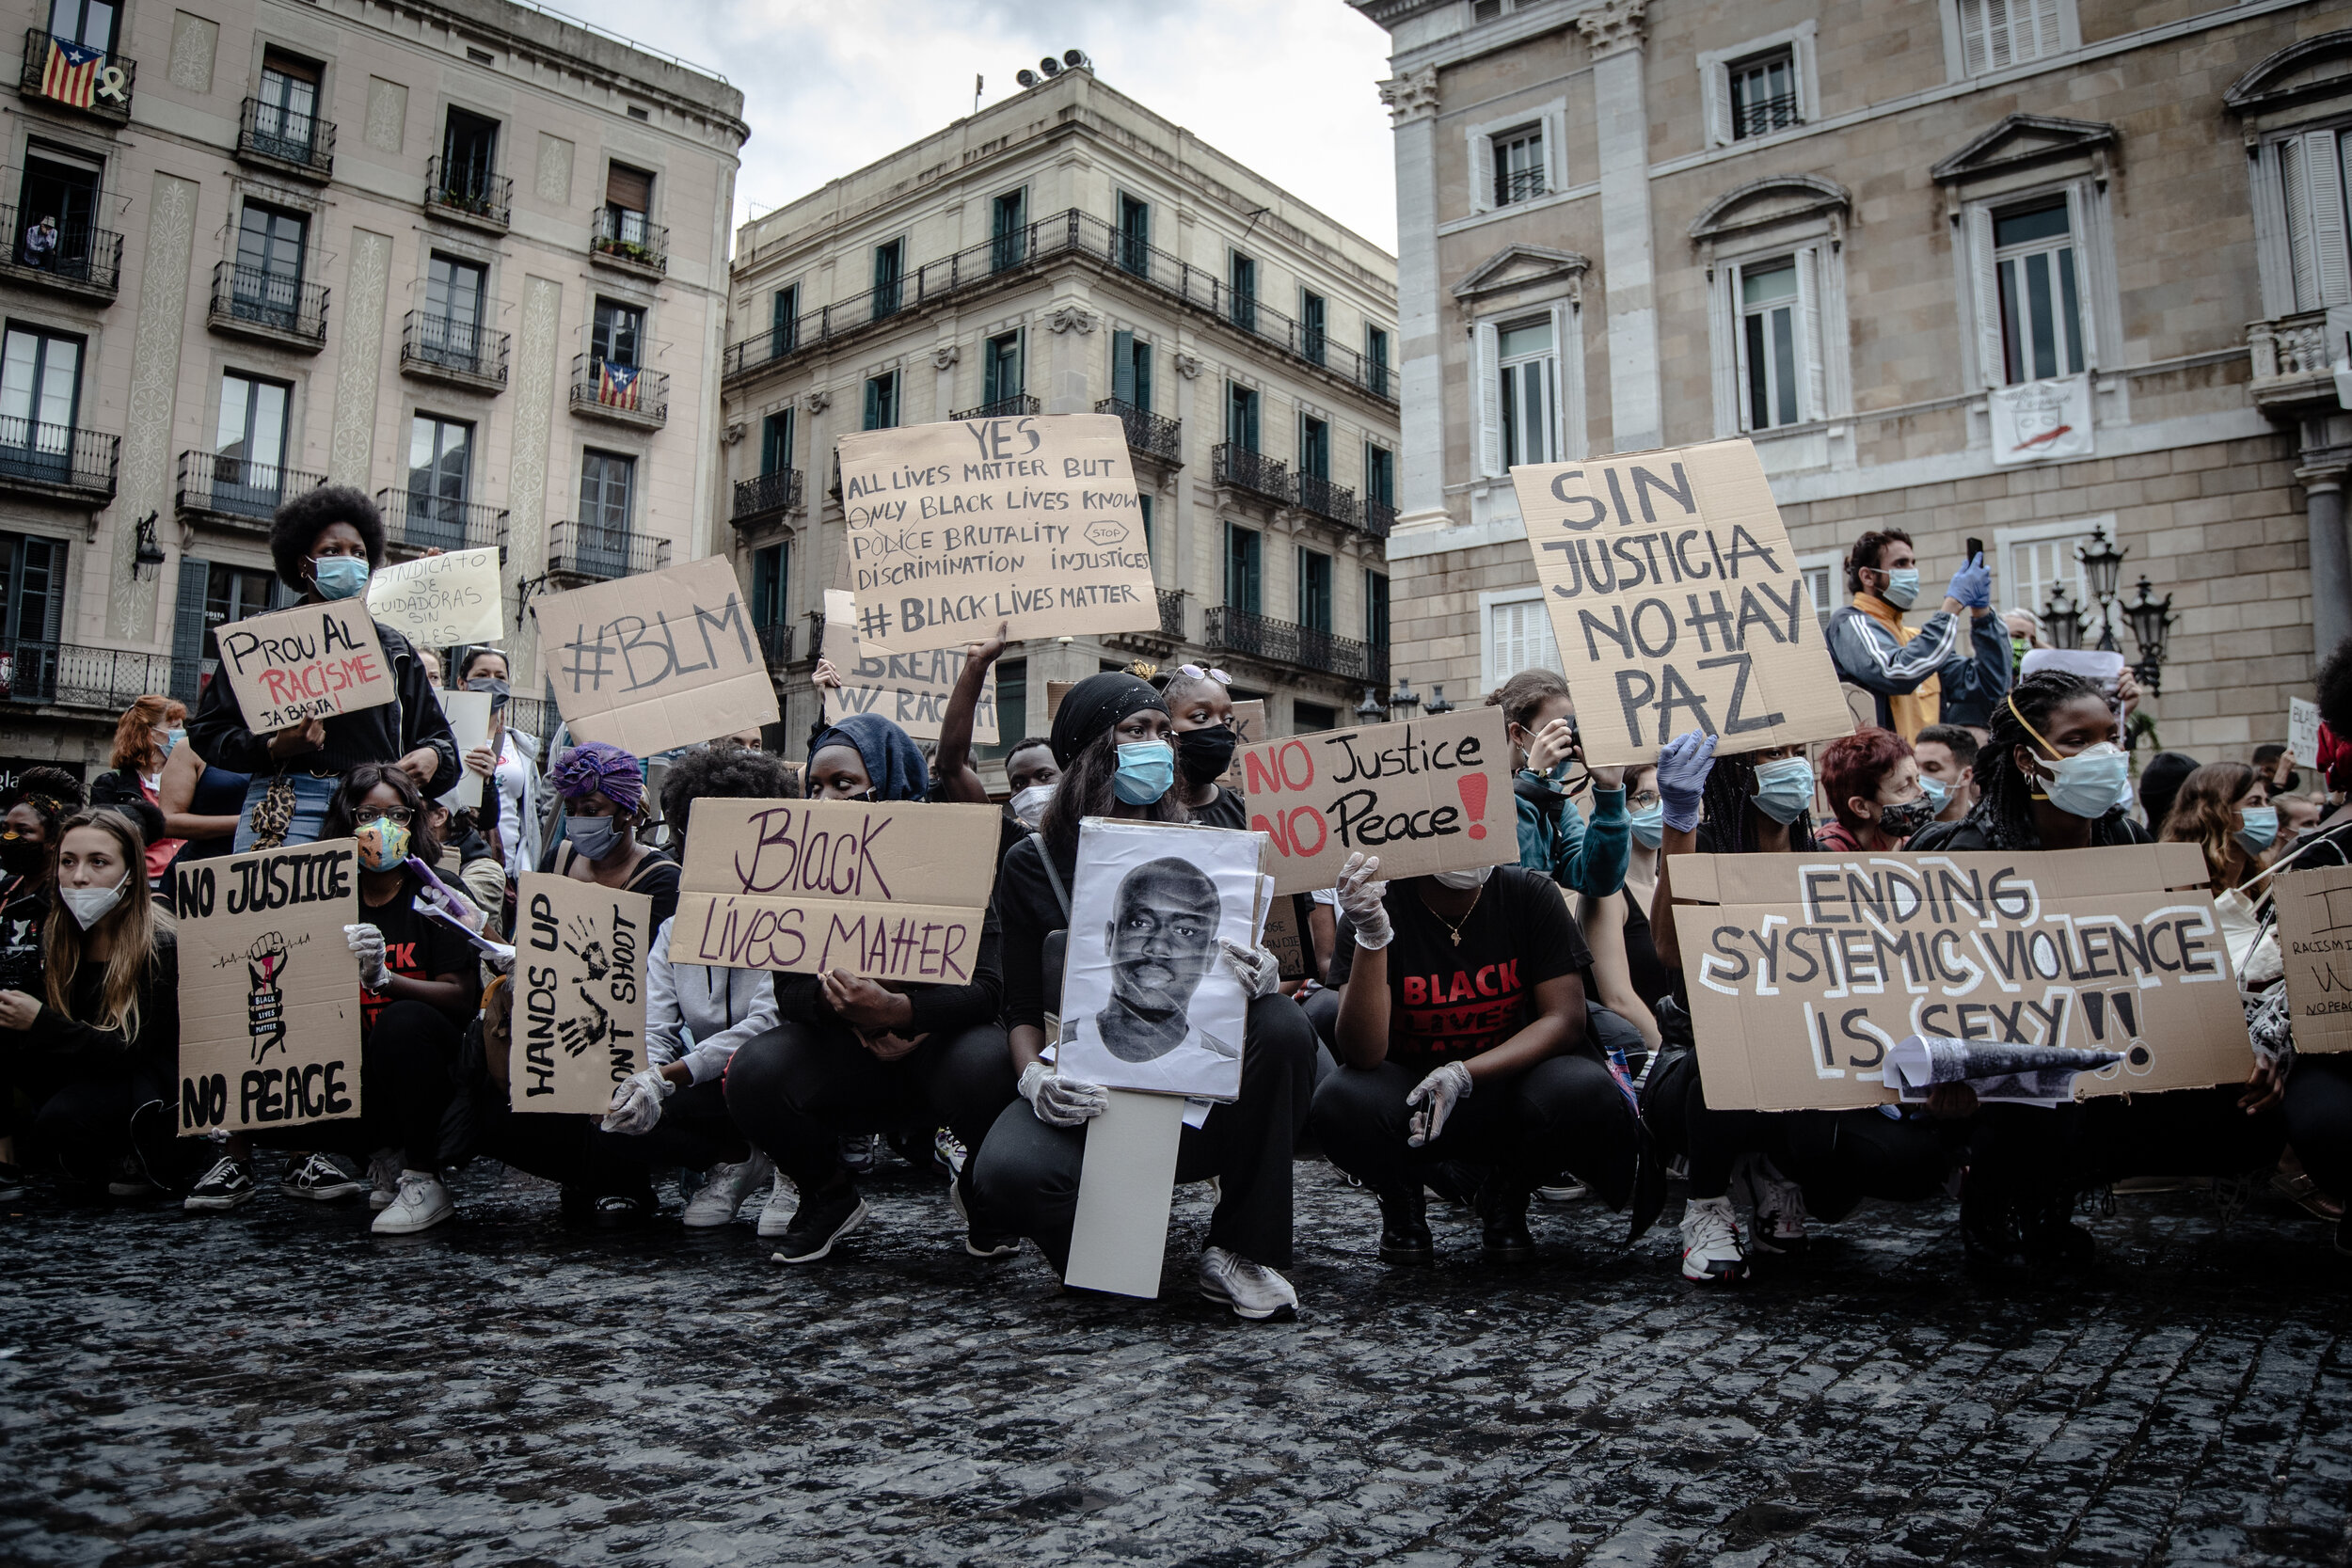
top-left (1312, 1048), bottom-right (1641, 1206)
top-left (1640, 1046), bottom-right (1790, 1201)
top-left (1300, 987), bottom-right (1341, 1051)
top-left (11, 1062), bottom-right (171, 1184)
top-left (725, 1020), bottom-right (1016, 1190)
top-left (2074, 1085), bottom-right (2287, 1185)
top-left (1783, 1108), bottom-right (1965, 1218)
top-left (2285, 1054), bottom-right (2352, 1203)
top-left (248, 1000), bottom-right (465, 1169)
top-left (970, 992), bottom-right (1315, 1274)
top-left (586, 1077), bottom-right (748, 1173)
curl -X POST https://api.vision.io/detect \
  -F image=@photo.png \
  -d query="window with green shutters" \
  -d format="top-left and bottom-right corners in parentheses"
top-left (864, 371), bottom-right (898, 431)
top-left (1225, 523), bottom-right (1261, 614)
top-left (1298, 546), bottom-right (1332, 633)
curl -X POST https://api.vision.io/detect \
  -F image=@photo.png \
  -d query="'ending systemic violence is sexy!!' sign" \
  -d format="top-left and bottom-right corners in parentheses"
top-left (215, 599), bottom-right (398, 735)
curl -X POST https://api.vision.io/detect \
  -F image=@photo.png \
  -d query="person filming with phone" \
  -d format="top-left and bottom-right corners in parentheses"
top-left (1826, 530), bottom-right (2010, 744)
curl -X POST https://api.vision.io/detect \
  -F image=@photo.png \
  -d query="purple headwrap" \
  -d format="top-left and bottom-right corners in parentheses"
top-left (551, 740), bottom-right (645, 813)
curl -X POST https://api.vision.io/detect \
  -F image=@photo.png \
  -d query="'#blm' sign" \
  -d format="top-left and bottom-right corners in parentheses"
top-left (1512, 438), bottom-right (1849, 768)
top-left (512, 873), bottom-right (651, 1113)
top-left (216, 600), bottom-right (399, 734)
top-left (535, 555), bottom-right (780, 755)
top-left (819, 589), bottom-right (997, 743)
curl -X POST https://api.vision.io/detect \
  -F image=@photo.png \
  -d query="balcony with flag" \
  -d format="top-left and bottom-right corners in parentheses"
top-left (22, 30), bottom-right (133, 123)
top-left (570, 354), bottom-right (667, 429)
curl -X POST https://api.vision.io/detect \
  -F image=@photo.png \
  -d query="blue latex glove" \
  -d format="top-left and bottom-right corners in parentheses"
top-left (1947, 552), bottom-right (1992, 610)
top-left (1655, 730), bottom-right (1718, 833)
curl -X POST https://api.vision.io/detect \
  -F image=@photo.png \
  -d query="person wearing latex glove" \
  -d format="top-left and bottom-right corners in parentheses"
top-left (1219, 939), bottom-right (1281, 1000)
top-left (344, 922), bottom-right (389, 990)
top-left (1017, 1059), bottom-right (1108, 1128)
top-left (1825, 530), bottom-right (2010, 741)
top-left (1655, 730), bottom-right (1719, 834)
top-left (1406, 1060), bottom-right (1472, 1147)
top-left (1334, 851), bottom-right (1391, 949)
top-left (602, 1066), bottom-right (675, 1134)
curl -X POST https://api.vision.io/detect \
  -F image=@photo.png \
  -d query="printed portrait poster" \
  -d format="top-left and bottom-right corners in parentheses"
top-left (511, 873), bottom-right (652, 1114)
top-left (364, 546), bottom-right (505, 649)
top-left (1510, 437), bottom-right (1850, 768)
top-left (2273, 861), bottom-right (2352, 1054)
top-left (819, 588), bottom-right (997, 744)
top-left (1056, 820), bottom-right (1264, 1101)
top-left (176, 839), bottom-right (361, 1134)
top-left (215, 599), bottom-right (399, 735)
top-left (533, 554), bottom-right (780, 755)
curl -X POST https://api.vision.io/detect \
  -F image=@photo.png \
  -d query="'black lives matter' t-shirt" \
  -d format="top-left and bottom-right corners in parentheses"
top-left (358, 874), bottom-right (479, 1034)
top-left (1330, 864), bottom-right (1589, 1065)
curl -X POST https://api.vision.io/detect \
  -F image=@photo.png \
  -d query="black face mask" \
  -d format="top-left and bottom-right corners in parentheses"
top-left (1176, 724), bottom-right (1237, 786)
top-left (0, 833), bottom-right (42, 877)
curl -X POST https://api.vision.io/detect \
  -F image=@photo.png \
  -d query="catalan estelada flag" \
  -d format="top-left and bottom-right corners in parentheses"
top-left (597, 362), bottom-right (640, 410)
top-left (40, 37), bottom-right (104, 109)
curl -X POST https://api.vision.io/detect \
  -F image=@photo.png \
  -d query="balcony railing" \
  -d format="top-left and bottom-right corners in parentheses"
top-left (401, 310), bottom-right (510, 389)
top-left (1732, 90), bottom-right (1802, 140)
top-left (1204, 605), bottom-right (1386, 684)
top-left (591, 207), bottom-right (667, 274)
top-left (1213, 443), bottom-right (1291, 505)
top-left (755, 622), bottom-right (795, 669)
top-left (378, 488), bottom-right (510, 556)
top-left (1496, 166), bottom-right (1547, 205)
top-left (732, 468), bottom-right (803, 525)
top-left (0, 419), bottom-right (119, 502)
top-left (1362, 498), bottom-right (1397, 539)
top-left (570, 356), bottom-right (668, 426)
top-left (1157, 587), bottom-right (1186, 641)
top-left (425, 156), bottom-right (511, 230)
top-left (20, 29), bottom-right (132, 122)
top-left (1096, 397), bottom-right (1181, 465)
top-left (2, 641), bottom-right (182, 711)
top-left (2248, 309), bottom-right (2341, 416)
top-left (236, 96), bottom-right (334, 180)
top-left (548, 519), bottom-right (668, 582)
top-left (1294, 473), bottom-right (1359, 528)
top-left (177, 450), bottom-right (326, 525)
top-left (209, 261), bottom-right (327, 347)
top-left (950, 393), bottom-right (1040, 422)
top-left (0, 202), bottom-right (120, 298)
top-left (723, 207), bottom-right (1398, 404)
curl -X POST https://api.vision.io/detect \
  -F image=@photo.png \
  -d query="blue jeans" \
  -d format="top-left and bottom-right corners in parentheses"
top-left (232, 772), bottom-right (340, 852)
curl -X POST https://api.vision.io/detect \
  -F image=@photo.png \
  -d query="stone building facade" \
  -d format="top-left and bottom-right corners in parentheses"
top-left (0, 0), bottom-right (743, 782)
top-left (1351, 0), bottom-right (2352, 760)
top-left (716, 65), bottom-right (1399, 773)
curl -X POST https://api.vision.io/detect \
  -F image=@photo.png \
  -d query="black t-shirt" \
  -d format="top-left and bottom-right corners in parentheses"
top-left (358, 873), bottom-right (479, 1033)
top-left (1904, 812), bottom-right (2152, 854)
top-left (1189, 786), bottom-right (1247, 832)
top-left (1619, 884), bottom-right (1676, 1013)
top-left (0, 877), bottom-right (47, 996)
top-left (996, 832), bottom-right (1071, 1034)
top-left (1330, 865), bottom-right (1589, 1065)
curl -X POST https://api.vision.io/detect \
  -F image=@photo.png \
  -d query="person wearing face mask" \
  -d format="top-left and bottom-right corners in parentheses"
top-left (995, 736), bottom-right (1060, 871)
top-left (1486, 670), bottom-right (1631, 898)
top-left (1813, 729), bottom-right (1939, 853)
top-left (189, 488), bottom-right (458, 853)
top-left (1912, 724), bottom-right (1979, 825)
top-left (88, 696), bottom-right (187, 888)
top-left (2158, 763), bottom-right (2274, 896)
top-left (1825, 529), bottom-right (2010, 743)
top-left (1576, 765), bottom-right (1669, 1053)
top-left (1161, 663), bottom-right (1247, 830)
top-left (969, 672), bottom-right (1316, 1319)
top-left (547, 741), bottom-right (677, 930)
top-left (453, 647), bottom-right (542, 885)
top-left (0, 809), bottom-right (181, 1201)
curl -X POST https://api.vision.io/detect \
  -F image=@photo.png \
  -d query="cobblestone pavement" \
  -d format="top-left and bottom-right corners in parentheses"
top-left (3, 1154), bottom-right (2349, 1567)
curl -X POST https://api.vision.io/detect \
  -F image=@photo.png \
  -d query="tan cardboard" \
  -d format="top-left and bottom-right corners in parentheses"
top-left (1064, 1088), bottom-right (1187, 1298)
top-left (215, 598), bottom-right (398, 736)
top-left (1217, 699), bottom-right (1267, 793)
top-left (532, 555), bottom-right (779, 754)
top-left (1670, 845), bottom-right (2248, 1110)
top-left (364, 546), bottom-right (504, 648)
top-left (2274, 861), bottom-right (2352, 1053)
top-left (1263, 891), bottom-right (1309, 982)
top-left (819, 588), bottom-right (997, 744)
top-left (1511, 437), bottom-right (1852, 767)
top-left (510, 872), bottom-right (653, 1114)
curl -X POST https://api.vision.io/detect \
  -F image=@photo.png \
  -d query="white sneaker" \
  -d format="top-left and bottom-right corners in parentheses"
top-left (372, 1170), bottom-right (454, 1235)
top-left (1197, 1245), bottom-right (1298, 1321)
top-left (1746, 1157), bottom-right (1809, 1254)
top-left (366, 1148), bottom-right (404, 1212)
top-left (756, 1170), bottom-right (797, 1240)
top-left (682, 1152), bottom-right (774, 1228)
top-left (1679, 1196), bottom-right (1749, 1283)
top-left (1537, 1179), bottom-right (1590, 1202)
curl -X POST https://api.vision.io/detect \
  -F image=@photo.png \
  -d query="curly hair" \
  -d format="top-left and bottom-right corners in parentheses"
top-left (2318, 634), bottom-right (2352, 740)
top-left (1960, 669), bottom-right (2133, 849)
top-left (1696, 750), bottom-right (1817, 854)
top-left (270, 484), bottom-right (386, 594)
top-left (660, 742), bottom-right (795, 849)
top-left (2158, 761), bottom-right (2259, 891)
top-left (323, 760), bottom-right (438, 868)
top-left (1820, 727), bottom-right (1914, 832)
top-left (5, 766), bottom-right (85, 845)
top-left (1843, 529), bottom-right (1913, 594)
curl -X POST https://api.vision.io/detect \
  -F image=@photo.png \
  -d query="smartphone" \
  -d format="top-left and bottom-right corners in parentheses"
top-left (1964, 536), bottom-right (1983, 568)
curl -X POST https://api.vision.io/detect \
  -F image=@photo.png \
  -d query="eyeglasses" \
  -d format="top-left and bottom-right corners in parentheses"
top-left (361, 805), bottom-right (415, 825)
top-left (1178, 663), bottom-right (1232, 687)
top-left (1629, 790), bottom-right (1661, 809)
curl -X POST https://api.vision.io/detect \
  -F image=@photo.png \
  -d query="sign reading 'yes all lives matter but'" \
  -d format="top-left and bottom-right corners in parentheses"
top-left (1511, 437), bottom-right (1851, 768)
top-left (834, 413), bottom-right (1157, 654)
top-left (534, 554), bottom-right (780, 756)
top-left (215, 599), bottom-right (399, 735)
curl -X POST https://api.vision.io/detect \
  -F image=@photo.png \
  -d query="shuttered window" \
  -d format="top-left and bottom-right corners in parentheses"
top-left (1485, 598), bottom-right (1561, 689)
top-left (605, 163), bottom-right (653, 213)
top-left (2279, 128), bottom-right (2352, 313)
top-left (1956, 0), bottom-right (2063, 75)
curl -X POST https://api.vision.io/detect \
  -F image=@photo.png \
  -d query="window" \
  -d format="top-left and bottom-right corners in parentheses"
top-left (1111, 329), bottom-right (1152, 411)
top-left (1139, 493), bottom-right (1154, 561)
top-left (15, 150), bottom-right (100, 279)
top-left (1230, 252), bottom-right (1256, 333)
top-left (46, 0), bottom-right (116, 52)
top-left (979, 658), bottom-right (1027, 761)
top-left (1300, 290), bottom-right (1327, 366)
top-left (231, 203), bottom-right (307, 330)
top-left (1364, 444), bottom-right (1395, 509)
top-left (213, 372), bottom-right (291, 517)
top-left (872, 238), bottom-right (904, 321)
top-left (1365, 569), bottom-right (1390, 649)
top-left (1996, 520), bottom-right (2101, 632)
top-left (1294, 700), bottom-right (1338, 734)
top-left (1801, 560), bottom-right (1836, 625)
top-left (421, 252), bottom-right (487, 366)
top-left (254, 55), bottom-right (322, 162)
top-left (2275, 129), bottom-right (2351, 314)
top-left (1298, 416), bottom-right (1329, 482)
top-left (771, 282), bottom-right (799, 358)
top-left (440, 107), bottom-right (501, 199)
top-left (1367, 325), bottom-right (1391, 397)
top-left (406, 415), bottom-right (473, 547)
top-left (1994, 198), bottom-right (2084, 384)
top-left (603, 162), bottom-right (654, 250)
top-left (1118, 194), bottom-right (1151, 277)
top-left (991, 188), bottom-right (1025, 273)
top-left (577, 451), bottom-right (635, 575)
top-left (591, 298), bottom-right (644, 369)
top-left (1955, 0), bottom-right (2065, 75)
top-left (1297, 546), bottom-right (1332, 633)
top-left (1492, 125), bottom-right (1545, 206)
top-left (863, 370), bottom-right (898, 431)
top-left (982, 331), bottom-right (1023, 406)
top-left (1497, 318), bottom-right (1556, 467)
top-left (183, 561), bottom-right (278, 692)
top-left (0, 531), bottom-right (69, 698)
top-left (1225, 523), bottom-right (1262, 614)
top-left (1728, 50), bottom-right (1798, 139)
top-left (1226, 383), bottom-right (1259, 451)
top-left (760, 408), bottom-right (793, 477)
top-left (0, 325), bottom-right (82, 480)
top-left (1484, 595), bottom-right (1561, 689)
top-left (750, 541), bottom-right (788, 627)
top-left (1740, 259), bottom-right (1804, 429)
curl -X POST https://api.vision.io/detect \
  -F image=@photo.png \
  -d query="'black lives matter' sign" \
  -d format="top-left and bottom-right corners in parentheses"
top-left (1511, 438), bottom-right (1850, 768)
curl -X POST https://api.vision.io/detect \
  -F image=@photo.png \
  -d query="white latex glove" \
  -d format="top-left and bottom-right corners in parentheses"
top-left (1018, 1059), bottom-right (1108, 1129)
top-left (1335, 852), bottom-right (1392, 950)
top-left (1219, 939), bottom-right (1280, 1000)
top-left (600, 1067), bottom-right (675, 1134)
top-left (1406, 1060), bottom-right (1474, 1148)
top-left (343, 923), bottom-right (389, 990)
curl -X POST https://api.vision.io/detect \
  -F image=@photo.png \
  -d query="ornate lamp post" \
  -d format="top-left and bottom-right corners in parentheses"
top-left (1355, 687), bottom-right (1388, 723)
top-left (2124, 576), bottom-right (2175, 697)
top-left (2041, 583), bottom-right (2084, 652)
top-left (1387, 675), bottom-right (1420, 724)
top-left (2075, 523), bottom-right (2127, 652)
top-left (1422, 683), bottom-right (1455, 717)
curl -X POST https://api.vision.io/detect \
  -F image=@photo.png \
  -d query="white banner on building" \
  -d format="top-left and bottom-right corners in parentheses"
top-left (1989, 374), bottom-right (2094, 466)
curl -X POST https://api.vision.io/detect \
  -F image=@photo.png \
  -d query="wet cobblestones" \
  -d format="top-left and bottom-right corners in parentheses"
top-left (3, 1157), bottom-right (2349, 1566)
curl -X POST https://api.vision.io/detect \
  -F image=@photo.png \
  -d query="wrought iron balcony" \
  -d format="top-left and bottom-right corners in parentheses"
top-left (1362, 499), bottom-right (1397, 539)
top-left (1, 641), bottom-right (180, 711)
top-left (548, 519), bottom-right (668, 583)
top-left (1096, 397), bottom-right (1181, 466)
top-left (755, 622), bottom-right (795, 669)
top-left (0, 419), bottom-right (118, 504)
top-left (592, 206), bottom-right (667, 274)
top-left (1294, 473), bottom-right (1359, 528)
top-left (1496, 166), bottom-right (1547, 205)
top-left (0, 202), bottom-right (120, 300)
top-left (236, 96), bottom-right (334, 181)
top-left (950, 393), bottom-right (1040, 421)
top-left (1731, 90), bottom-right (1802, 140)
top-left (2248, 310), bottom-right (2342, 418)
top-left (20, 29), bottom-right (132, 122)
top-left (208, 260), bottom-right (327, 349)
top-left (732, 468), bottom-right (803, 525)
top-left (1213, 443), bottom-right (1291, 506)
top-left (425, 156), bottom-right (511, 230)
top-left (400, 310), bottom-right (510, 390)
top-left (378, 488), bottom-right (510, 557)
top-left (1158, 587), bottom-right (1186, 640)
top-left (569, 355), bottom-right (668, 427)
top-left (177, 450), bottom-right (327, 528)
top-left (1204, 604), bottom-right (1385, 683)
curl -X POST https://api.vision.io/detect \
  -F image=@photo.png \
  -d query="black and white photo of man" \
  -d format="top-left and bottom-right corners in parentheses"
top-left (1094, 857), bottom-right (1237, 1065)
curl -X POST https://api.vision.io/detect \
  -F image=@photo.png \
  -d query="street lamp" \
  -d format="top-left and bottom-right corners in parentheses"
top-left (1387, 675), bottom-right (1420, 723)
top-left (2124, 576), bottom-right (2175, 697)
top-left (2040, 584), bottom-right (2084, 652)
top-left (129, 513), bottom-right (166, 580)
top-left (1355, 687), bottom-right (1387, 723)
top-left (1422, 683), bottom-right (1455, 717)
top-left (2076, 524), bottom-right (2127, 652)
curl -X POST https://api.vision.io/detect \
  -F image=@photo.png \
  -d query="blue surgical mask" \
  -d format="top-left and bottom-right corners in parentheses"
top-left (2034, 742), bottom-right (2132, 820)
top-left (565, 813), bottom-right (625, 860)
top-left (1881, 568), bottom-right (1921, 610)
top-left (1918, 775), bottom-right (1949, 811)
top-left (1629, 804), bottom-right (1664, 849)
top-left (1751, 756), bottom-right (1815, 825)
top-left (312, 555), bottom-right (371, 601)
top-left (1112, 740), bottom-right (1176, 805)
top-left (166, 727), bottom-right (186, 752)
top-left (2237, 804), bottom-right (2280, 852)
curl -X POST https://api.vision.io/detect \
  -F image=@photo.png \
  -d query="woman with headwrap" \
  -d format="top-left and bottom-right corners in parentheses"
top-left (968, 673), bottom-right (1316, 1321)
top-left (548, 739), bottom-right (677, 930)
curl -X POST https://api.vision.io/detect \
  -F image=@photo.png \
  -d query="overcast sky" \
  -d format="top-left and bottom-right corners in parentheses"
top-left (548, 0), bottom-right (1403, 255)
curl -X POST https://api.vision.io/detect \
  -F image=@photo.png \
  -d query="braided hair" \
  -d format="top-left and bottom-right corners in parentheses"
top-left (1962, 668), bottom-right (2134, 849)
top-left (1696, 749), bottom-right (1816, 854)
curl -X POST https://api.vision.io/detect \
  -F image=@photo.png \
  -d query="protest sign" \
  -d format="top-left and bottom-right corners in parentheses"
top-left (1670, 844), bottom-right (2247, 1111)
top-left (1263, 889), bottom-right (1310, 982)
top-left (533, 554), bottom-right (779, 755)
top-left (215, 599), bottom-right (398, 735)
top-left (1511, 438), bottom-right (1850, 767)
top-left (834, 412), bottom-right (1156, 652)
top-left (175, 838), bottom-right (361, 1134)
top-left (437, 689), bottom-right (492, 811)
top-left (365, 546), bottom-right (504, 648)
top-left (1235, 705), bottom-right (1515, 895)
top-left (1218, 699), bottom-right (1266, 793)
top-left (2273, 861), bottom-right (2352, 1054)
top-left (2290, 697), bottom-right (2322, 770)
top-left (511, 872), bottom-right (651, 1114)
top-left (819, 589), bottom-right (996, 743)
top-left (671, 798), bottom-right (1001, 981)
top-left (1066, 1088), bottom-right (1188, 1298)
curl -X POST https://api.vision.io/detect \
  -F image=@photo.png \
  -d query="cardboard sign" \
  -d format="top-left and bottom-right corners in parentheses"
top-left (1065, 1089), bottom-right (1187, 1298)
top-left (1263, 891), bottom-right (1309, 982)
top-left (834, 413), bottom-right (1156, 653)
top-left (1236, 705), bottom-right (1515, 895)
top-left (671, 798), bottom-right (1000, 980)
top-left (215, 599), bottom-right (398, 735)
top-left (2273, 861), bottom-right (2352, 1053)
top-left (1671, 845), bottom-right (2248, 1111)
top-left (365, 546), bottom-right (504, 649)
top-left (437, 689), bottom-right (492, 811)
top-left (534, 554), bottom-right (780, 755)
top-left (1511, 437), bottom-right (1850, 767)
top-left (2290, 696), bottom-right (2322, 770)
top-left (511, 872), bottom-right (652, 1113)
top-left (819, 589), bottom-right (997, 743)
top-left (174, 839), bottom-right (362, 1133)
top-left (1218, 699), bottom-right (1267, 793)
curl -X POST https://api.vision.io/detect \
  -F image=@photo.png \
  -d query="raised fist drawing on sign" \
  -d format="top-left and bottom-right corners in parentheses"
top-left (564, 916), bottom-right (611, 982)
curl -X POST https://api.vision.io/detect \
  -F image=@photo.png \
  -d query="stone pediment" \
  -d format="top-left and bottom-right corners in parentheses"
top-left (1688, 174), bottom-right (1850, 243)
top-left (1931, 114), bottom-right (2116, 184)
top-left (2225, 30), bottom-right (2352, 117)
top-left (1451, 244), bottom-right (1588, 305)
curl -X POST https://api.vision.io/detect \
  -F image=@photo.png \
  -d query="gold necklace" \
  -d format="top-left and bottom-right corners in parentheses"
top-left (1422, 884), bottom-right (1483, 945)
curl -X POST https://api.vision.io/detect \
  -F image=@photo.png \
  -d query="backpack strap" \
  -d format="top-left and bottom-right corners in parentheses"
top-left (1031, 831), bottom-right (1072, 922)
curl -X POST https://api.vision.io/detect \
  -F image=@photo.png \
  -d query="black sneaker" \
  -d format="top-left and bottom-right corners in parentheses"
top-left (0, 1162), bottom-right (24, 1202)
top-left (839, 1133), bottom-right (879, 1176)
top-left (1479, 1179), bottom-right (1536, 1264)
top-left (106, 1154), bottom-right (159, 1199)
top-left (951, 1171), bottom-right (1019, 1259)
top-left (1376, 1184), bottom-right (1434, 1266)
top-left (184, 1155), bottom-right (258, 1212)
top-left (590, 1193), bottom-right (653, 1229)
top-left (771, 1180), bottom-right (868, 1263)
top-left (280, 1152), bottom-right (365, 1201)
